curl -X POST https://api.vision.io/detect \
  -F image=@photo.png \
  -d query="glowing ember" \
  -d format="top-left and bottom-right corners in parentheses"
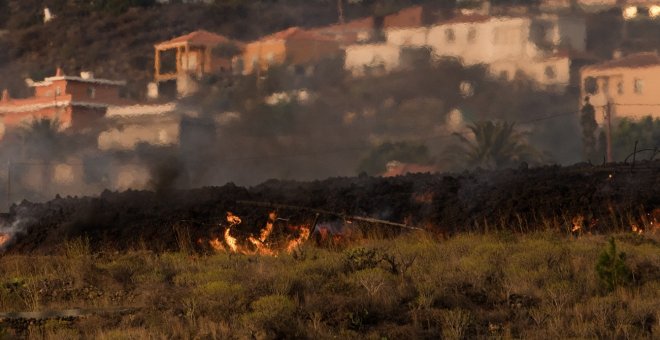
top-left (571, 215), bottom-right (584, 233)
top-left (0, 233), bottom-right (9, 248)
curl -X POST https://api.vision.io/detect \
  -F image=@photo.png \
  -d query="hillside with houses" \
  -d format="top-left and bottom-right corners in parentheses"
top-left (0, 0), bottom-right (658, 205)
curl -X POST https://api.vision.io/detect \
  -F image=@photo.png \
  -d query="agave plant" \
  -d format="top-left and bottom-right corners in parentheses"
top-left (453, 120), bottom-right (539, 170)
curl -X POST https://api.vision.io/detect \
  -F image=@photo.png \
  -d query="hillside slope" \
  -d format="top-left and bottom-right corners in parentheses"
top-left (0, 0), bottom-right (391, 99)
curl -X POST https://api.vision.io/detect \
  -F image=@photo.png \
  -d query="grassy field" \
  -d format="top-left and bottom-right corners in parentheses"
top-left (0, 231), bottom-right (659, 339)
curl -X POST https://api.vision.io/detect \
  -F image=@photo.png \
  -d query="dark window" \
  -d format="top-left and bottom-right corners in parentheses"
top-left (445, 28), bottom-right (455, 43)
top-left (467, 28), bottom-right (477, 43)
top-left (87, 86), bottom-right (96, 99)
top-left (634, 78), bottom-right (643, 94)
top-left (616, 81), bottom-right (624, 95)
top-left (584, 77), bottom-right (597, 94)
top-left (544, 66), bottom-right (556, 80)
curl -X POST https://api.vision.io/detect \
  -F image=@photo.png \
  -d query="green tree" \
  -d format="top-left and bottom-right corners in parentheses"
top-left (453, 121), bottom-right (538, 170)
top-left (611, 116), bottom-right (660, 161)
top-left (580, 97), bottom-right (599, 162)
top-left (16, 118), bottom-right (65, 160)
top-left (595, 238), bottom-right (632, 292)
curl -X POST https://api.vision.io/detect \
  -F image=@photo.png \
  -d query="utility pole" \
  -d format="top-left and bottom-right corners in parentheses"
top-left (6, 161), bottom-right (10, 213)
top-left (605, 102), bottom-right (613, 163)
top-left (337, 0), bottom-right (345, 24)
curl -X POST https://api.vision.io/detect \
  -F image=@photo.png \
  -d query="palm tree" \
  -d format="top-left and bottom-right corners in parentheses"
top-left (453, 121), bottom-right (539, 170)
top-left (17, 118), bottom-right (64, 160)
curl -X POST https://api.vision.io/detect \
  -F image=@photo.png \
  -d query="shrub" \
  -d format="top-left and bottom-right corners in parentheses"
top-left (343, 247), bottom-right (381, 272)
top-left (439, 308), bottom-right (472, 340)
top-left (596, 238), bottom-right (632, 292)
top-left (242, 294), bottom-right (298, 338)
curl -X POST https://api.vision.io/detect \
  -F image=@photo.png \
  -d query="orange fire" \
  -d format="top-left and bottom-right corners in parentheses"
top-left (223, 227), bottom-right (240, 253)
top-left (208, 211), bottom-right (311, 256)
top-left (208, 237), bottom-right (225, 252)
top-left (285, 226), bottom-right (310, 254)
top-left (571, 215), bottom-right (584, 233)
top-left (0, 233), bottom-right (9, 248)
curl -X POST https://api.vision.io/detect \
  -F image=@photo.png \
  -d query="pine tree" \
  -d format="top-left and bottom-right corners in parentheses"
top-left (595, 238), bottom-right (632, 292)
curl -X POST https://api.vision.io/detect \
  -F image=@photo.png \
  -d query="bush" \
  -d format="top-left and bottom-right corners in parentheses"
top-left (343, 247), bottom-right (381, 272)
top-left (596, 238), bottom-right (632, 292)
top-left (242, 294), bottom-right (298, 338)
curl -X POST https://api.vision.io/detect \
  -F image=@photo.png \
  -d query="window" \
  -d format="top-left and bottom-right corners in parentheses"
top-left (55, 87), bottom-right (61, 96)
top-left (584, 77), bottom-right (598, 94)
top-left (616, 81), bottom-right (624, 95)
top-left (634, 78), bottom-right (643, 94)
top-left (467, 28), bottom-right (477, 43)
top-left (544, 66), bottom-right (556, 80)
top-left (87, 86), bottom-right (96, 99)
top-left (445, 28), bottom-right (455, 43)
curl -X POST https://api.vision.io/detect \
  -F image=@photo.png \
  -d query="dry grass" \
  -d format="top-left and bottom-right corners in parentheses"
top-left (0, 231), bottom-right (658, 339)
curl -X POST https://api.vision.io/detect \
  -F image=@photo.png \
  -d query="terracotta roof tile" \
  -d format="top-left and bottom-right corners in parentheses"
top-left (312, 17), bottom-right (375, 34)
top-left (441, 14), bottom-right (492, 25)
top-left (258, 27), bottom-right (336, 42)
top-left (584, 52), bottom-right (660, 70)
top-left (156, 30), bottom-right (237, 48)
top-left (383, 5), bottom-right (424, 29)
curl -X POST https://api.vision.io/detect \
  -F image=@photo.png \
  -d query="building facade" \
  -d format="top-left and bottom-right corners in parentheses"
top-left (379, 12), bottom-right (586, 89)
top-left (580, 52), bottom-right (660, 124)
top-left (236, 27), bottom-right (342, 75)
top-left (154, 30), bottom-right (243, 97)
top-left (0, 69), bottom-right (126, 135)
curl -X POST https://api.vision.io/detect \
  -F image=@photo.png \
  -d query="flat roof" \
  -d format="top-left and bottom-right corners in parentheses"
top-left (31, 76), bottom-right (127, 87)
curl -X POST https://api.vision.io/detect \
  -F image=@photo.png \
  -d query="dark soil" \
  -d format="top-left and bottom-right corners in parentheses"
top-left (3, 161), bottom-right (659, 254)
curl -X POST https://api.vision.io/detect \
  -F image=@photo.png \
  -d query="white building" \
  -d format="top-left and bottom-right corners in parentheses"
top-left (98, 103), bottom-right (180, 151)
top-left (381, 13), bottom-right (586, 89)
top-left (344, 44), bottom-right (402, 77)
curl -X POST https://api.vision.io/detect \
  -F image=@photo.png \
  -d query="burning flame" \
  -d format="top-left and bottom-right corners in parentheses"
top-left (208, 211), bottom-right (311, 256)
top-left (285, 226), bottom-right (310, 254)
top-left (0, 233), bottom-right (9, 248)
top-left (571, 215), bottom-right (584, 233)
top-left (208, 237), bottom-right (225, 252)
top-left (224, 228), bottom-right (240, 252)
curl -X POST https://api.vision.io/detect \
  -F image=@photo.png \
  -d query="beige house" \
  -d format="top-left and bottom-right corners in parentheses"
top-left (344, 44), bottom-right (402, 77)
top-left (580, 52), bottom-right (660, 125)
top-left (428, 14), bottom-right (584, 88)
top-left (380, 12), bottom-right (585, 89)
top-left (98, 103), bottom-right (180, 151)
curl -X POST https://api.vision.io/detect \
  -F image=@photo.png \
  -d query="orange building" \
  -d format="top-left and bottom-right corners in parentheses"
top-left (580, 52), bottom-right (660, 124)
top-left (154, 30), bottom-right (243, 82)
top-left (0, 69), bottom-right (126, 133)
top-left (236, 27), bottom-right (342, 75)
